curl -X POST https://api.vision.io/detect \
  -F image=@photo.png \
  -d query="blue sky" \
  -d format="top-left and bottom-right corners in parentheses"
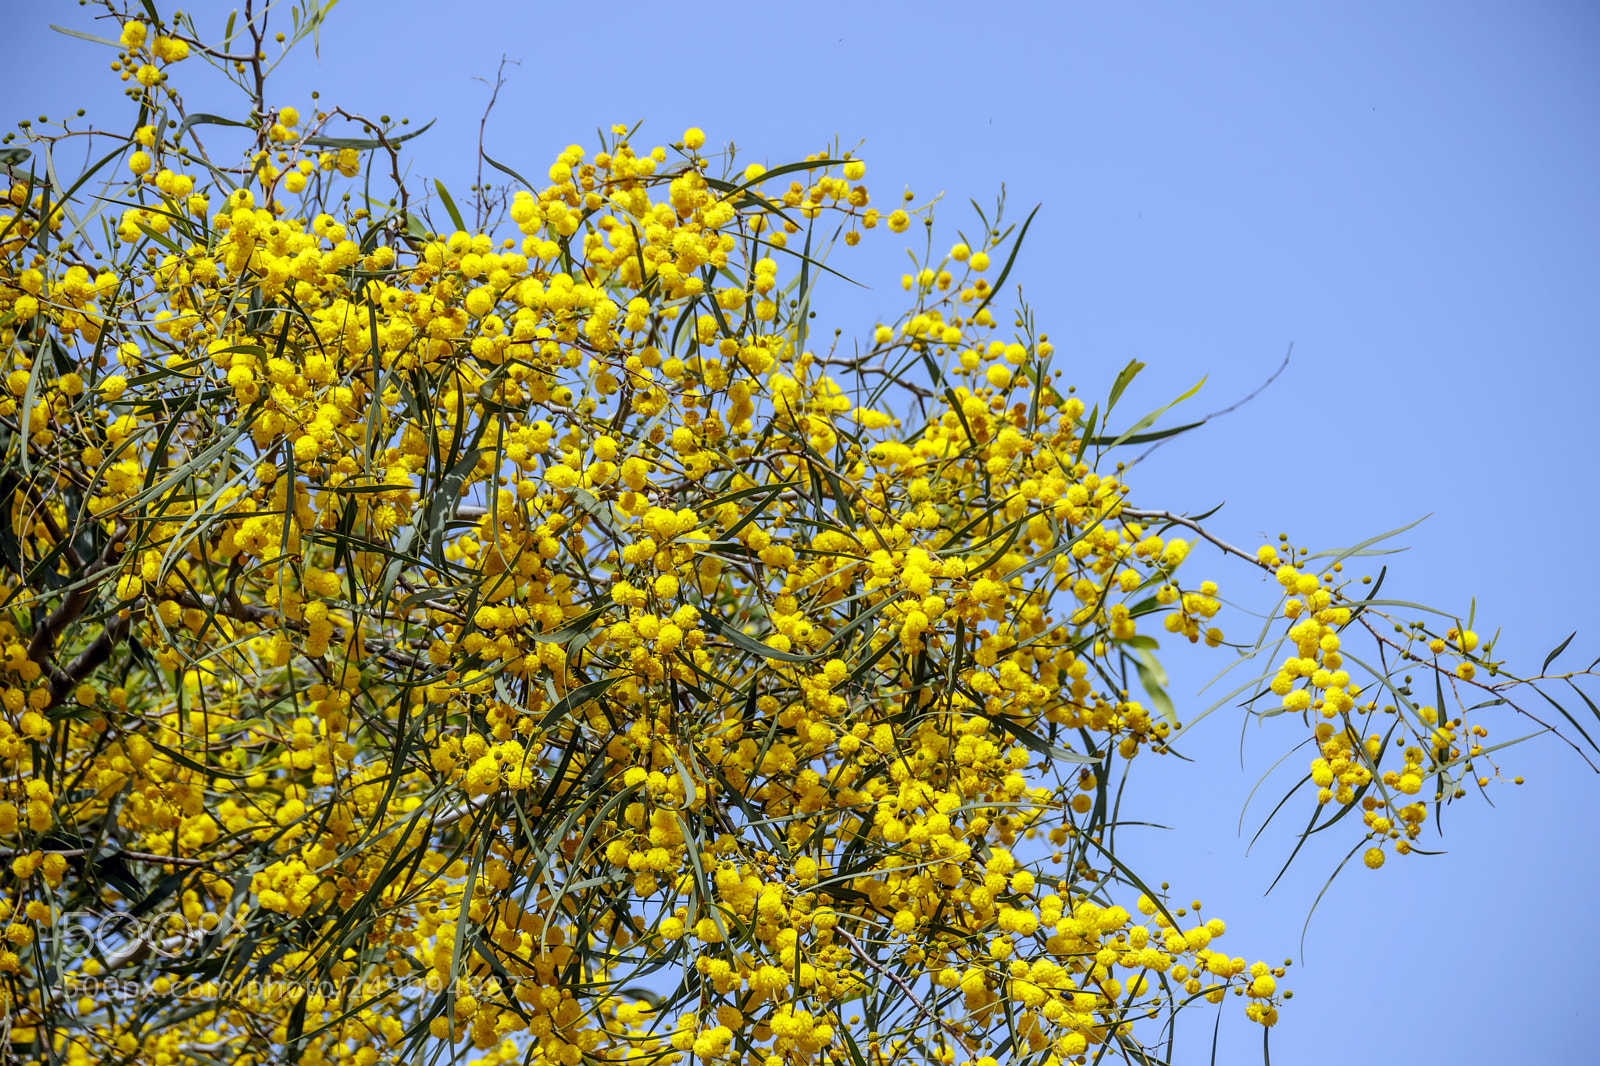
top-left (13, 1), bottom-right (1600, 1061)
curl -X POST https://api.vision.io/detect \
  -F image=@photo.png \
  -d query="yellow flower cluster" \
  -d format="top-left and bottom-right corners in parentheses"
top-left (0, 5), bottom-right (1577, 1066)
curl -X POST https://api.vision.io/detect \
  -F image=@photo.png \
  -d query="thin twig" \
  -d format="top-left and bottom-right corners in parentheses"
top-left (1118, 508), bottom-right (1600, 773)
top-left (170, 33), bottom-right (259, 63)
top-left (1125, 342), bottom-right (1293, 470)
top-left (473, 56), bottom-right (519, 230)
top-left (1119, 508), bottom-right (1270, 571)
top-left (835, 926), bottom-right (972, 1050)
top-left (1356, 615), bottom-right (1600, 773)
top-left (0, 847), bottom-right (228, 868)
top-left (328, 107), bottom-right (411, 226)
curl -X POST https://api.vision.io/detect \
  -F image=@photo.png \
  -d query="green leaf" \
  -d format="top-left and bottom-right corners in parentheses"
top-left (1101, 377), bottom-right (1206, 451)
top-left (1132, 646), bottom-right (1177, 726)
top-left (423, 447), bottom-right (485, 565)
top-left (677, 811), bottom-right (728, 941)
top-left (14, 346), bottom-right (46, 474)
top-left (1027, 348), bottom-right (1053, 430)
top-left (1304, 514), bottom-right (1429, 569)
top-left (794, 223), bottom-right (815, 354)
top-left (1543, 631), bottom-right (1577, 675)
top-left (50, 24), bottom-right (121, 47)
top-left (536, 676), bottom-right (617, 731)
top-left (528, 604), bottom-right (614, 645)
top-left (1531, 682), bottom-right (1600, 755)
top-left (1084, 419), bottom-right (1205, 447)
top-left (972, 203), bottom-right (1041, 320)
top-left (1078, 832), bottom-right (1182, 930)
top-left (145, 737), bottom-right (249, 781)
top-left (291, 0), bottom-right (341, 55)
top-left (818, 593), bottom-right (903, 657)
top-left (701, 175), bottom-right (802, 228)
top-left (752, 231), bottom-right (866, 289)
top-left (433, 179), bottom-right (466, 232)
top-left (1347, 598), bottom-right (1458, 618)
top-left (480, 150), bottom-right (535, 189)
top-left (841, 1027), bottom-right (870, 1066)
top-left (1343, 563), bottom-right (1386, 618)
top-left (323, 481), bottom-right (413, 495)
top-left (568, 487), bottom-right (625, 541)
top-left (702, 613), bottom-right (816, 664)
top-left (669, 751), bottom-right (698, 809)
top-left (719, 157), bottom-right (847, 199)
top-left (1073, 403), bottom-right (1098, 468)
top-left (1106, 358), bottom-right (1145, 415)
top-left (706, 481), bottom-right (794, 544)
top-left (986, 715), bottom-right (1101, 765)
top-left (174, 112), bottom-right (252, 147)
top-left (303, 118), bottom-right (436, 151)
top-left (1299, 841), bottom-right (1368, 956)
top-left (542, 784), bottom-right (640, 930)
top-left (616, 987), bottom-right (663, 1010)
top-left (133, 219), bottom-right (184, 255)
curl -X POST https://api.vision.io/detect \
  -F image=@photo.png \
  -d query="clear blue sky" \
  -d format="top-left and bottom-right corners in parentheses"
top-left (13, 1), bottom-right (1600, 1061)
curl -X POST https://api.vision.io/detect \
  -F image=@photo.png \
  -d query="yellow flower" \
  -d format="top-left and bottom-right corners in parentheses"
top-left (152, 35), bottom-right (190, 63)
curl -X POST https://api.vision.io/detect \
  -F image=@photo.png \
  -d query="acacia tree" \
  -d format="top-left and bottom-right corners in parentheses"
top-left (0, 5), bottom-right (1593, 1066)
